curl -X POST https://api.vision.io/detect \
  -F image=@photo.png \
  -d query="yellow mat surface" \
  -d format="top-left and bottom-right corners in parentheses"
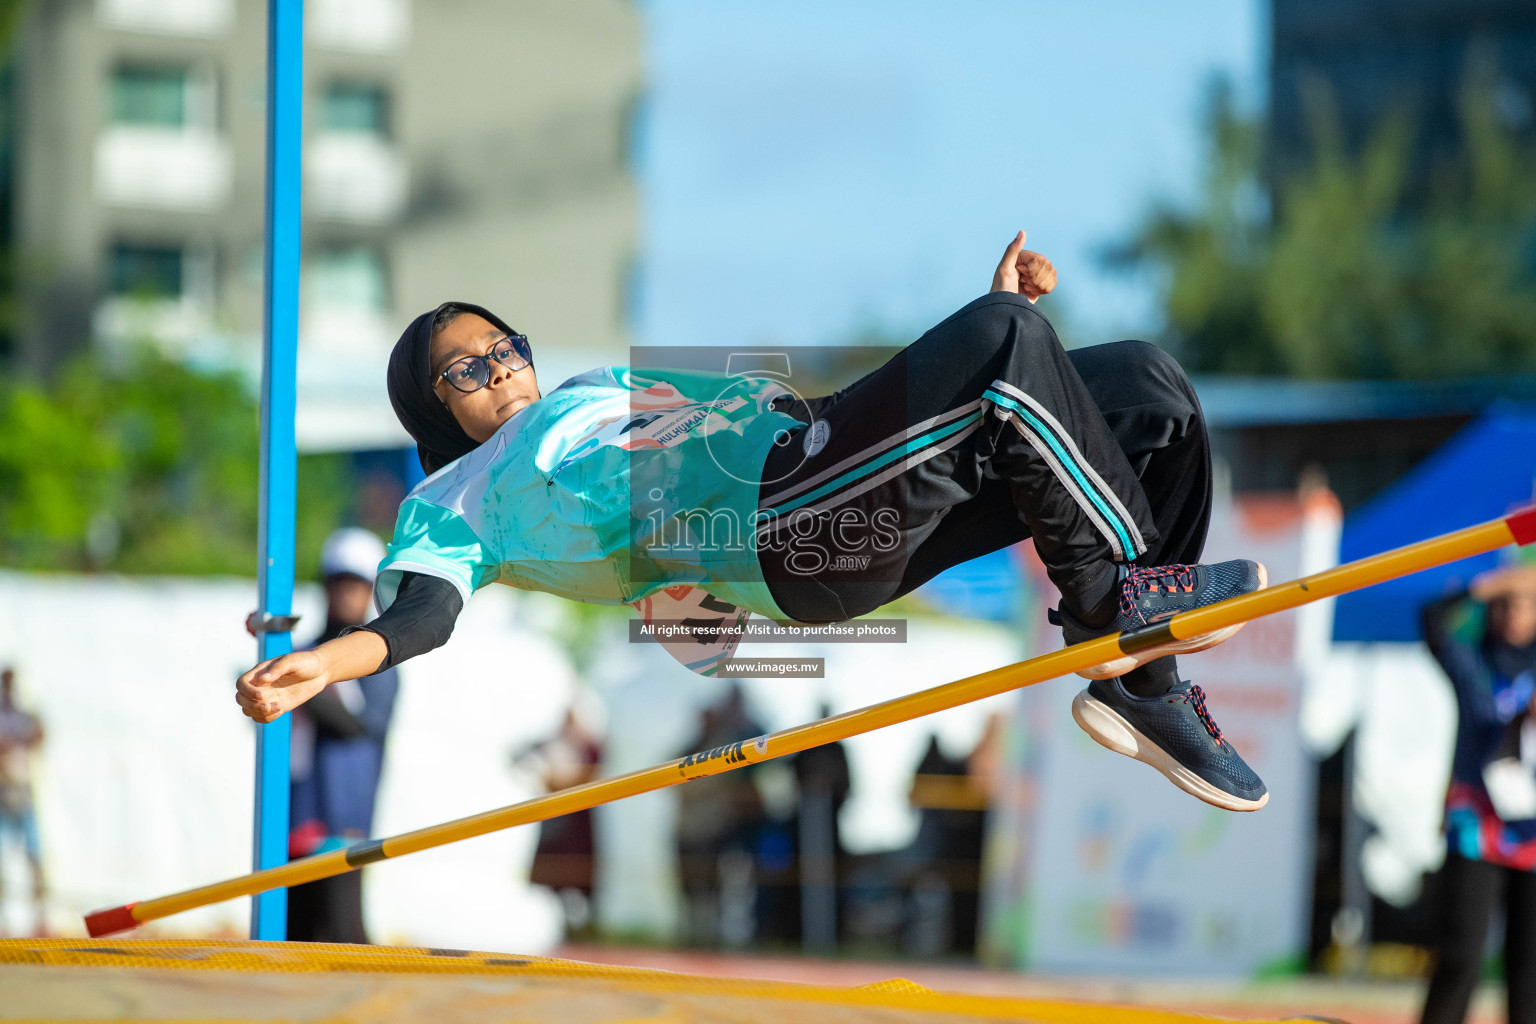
top-left (0, 939), bottom-right (1332, 1024)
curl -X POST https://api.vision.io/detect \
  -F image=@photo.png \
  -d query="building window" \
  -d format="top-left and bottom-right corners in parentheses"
top-left (308, 246), bottom-right (388, 311)
top-left (109, 243), bottom-right (184, 299)
top-left (111, 66), bottom-right (188, 127)
top-left (321, 82), bottom-right (389, 137)
top-left (109, 65), bottom-right (216, 131)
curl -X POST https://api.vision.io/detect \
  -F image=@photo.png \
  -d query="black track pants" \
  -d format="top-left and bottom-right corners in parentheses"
top-left (1420, 852), bottom-right (1536, 1024)
top-left (756, 292), bottom-right (1212, 625)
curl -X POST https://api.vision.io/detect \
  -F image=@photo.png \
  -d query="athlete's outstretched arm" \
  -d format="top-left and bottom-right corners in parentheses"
top-left (236, 572), bottom-right (462, 724)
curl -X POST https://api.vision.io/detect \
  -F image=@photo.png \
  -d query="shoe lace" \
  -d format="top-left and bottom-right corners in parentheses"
top-left (1119, 563), bottom-right (1197, 614)
top-left (1172, 683), bottom-right (1226, 748)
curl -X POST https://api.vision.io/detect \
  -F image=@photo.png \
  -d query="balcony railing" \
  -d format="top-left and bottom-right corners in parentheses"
top-left (94, 126), bottom-right (232, 211)
top-left (309, 0), bottom-right (410, 53)
top-left (305, 134), bottom-right (409, 224)
top-left (97, 0), bottom-right (234, 37)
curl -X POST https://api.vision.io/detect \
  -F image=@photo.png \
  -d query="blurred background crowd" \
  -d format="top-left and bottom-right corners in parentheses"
top-left (1, 0), bottom-right (1535, 1020)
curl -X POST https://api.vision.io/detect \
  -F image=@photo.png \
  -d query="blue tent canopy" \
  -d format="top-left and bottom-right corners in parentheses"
top-left (1332, 406), bottom-right (1536, 642)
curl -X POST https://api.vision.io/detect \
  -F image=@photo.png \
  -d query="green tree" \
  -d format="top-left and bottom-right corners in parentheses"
top-left (1113, 70), bottom-right (1536, 379)
top-left (0, 346), bottom-right (353, 577)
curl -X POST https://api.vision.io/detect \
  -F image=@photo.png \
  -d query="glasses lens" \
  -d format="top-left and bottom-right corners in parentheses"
top-left (445, 356), bottom-right (491, 393)
top-left (492, 335), bottom-right (532, 372)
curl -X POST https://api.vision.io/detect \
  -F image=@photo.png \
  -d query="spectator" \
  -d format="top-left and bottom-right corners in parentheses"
top-left (287, 528), bottom-right (400, 943)
top-left (792, 706), bottom-right (850, 951)
top-left (841, 730), bottom-right (992, 957)
top-left (906, 733), bottom-right (989, 956)
top-left (1420, 561), bottom-right (1536, 1024)
top-left (516, 696), bottom-right (605, 936)
top-left (675, 685), bottom-right (767, 947)
top-left (0, 667), bottom-right (45, 935)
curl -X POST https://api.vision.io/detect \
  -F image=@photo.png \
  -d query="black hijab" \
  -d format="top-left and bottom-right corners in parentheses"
top-left (387, 301), bottom-right (526, 475)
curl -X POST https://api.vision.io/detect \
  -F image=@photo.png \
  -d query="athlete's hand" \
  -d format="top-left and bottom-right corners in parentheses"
top-left (991, 230), bottom-right (1057, 302)
top-left (236, 651), bottom-right (331, 724)
top-left (236, 630), bottom-right (388, 723)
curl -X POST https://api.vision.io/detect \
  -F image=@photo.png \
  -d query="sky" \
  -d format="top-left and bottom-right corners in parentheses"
top-left (633, 0), bottom-right (1266, 353)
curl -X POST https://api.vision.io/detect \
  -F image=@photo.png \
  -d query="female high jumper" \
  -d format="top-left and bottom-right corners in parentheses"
top-left (237, 232), bottom-right (1271, 812)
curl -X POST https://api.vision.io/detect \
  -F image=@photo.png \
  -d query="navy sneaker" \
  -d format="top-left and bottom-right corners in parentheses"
top-left (1052, 559), bottom-right (1267, 680)
top-left (1072, 676), bottom-right (1269, 812)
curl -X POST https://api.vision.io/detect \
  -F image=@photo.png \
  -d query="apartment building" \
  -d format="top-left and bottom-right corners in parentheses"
top-left (12, 0), bottom-right (642, 450)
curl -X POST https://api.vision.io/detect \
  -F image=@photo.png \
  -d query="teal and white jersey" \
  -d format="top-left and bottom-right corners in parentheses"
top-left (377, 367), bottom-right (803, 672)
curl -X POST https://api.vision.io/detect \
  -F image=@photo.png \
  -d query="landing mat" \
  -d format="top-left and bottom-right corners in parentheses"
top-left (0, 939), bottom-right (1332, 1023)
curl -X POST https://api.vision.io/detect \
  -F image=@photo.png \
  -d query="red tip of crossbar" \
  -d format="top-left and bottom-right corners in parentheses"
top-left (1509, 505), bottom-right (1536, 547)
top-left (85, 903), bottom-right (139, 937)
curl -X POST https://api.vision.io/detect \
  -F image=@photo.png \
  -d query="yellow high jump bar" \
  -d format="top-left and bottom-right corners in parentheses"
top-left (86, 505), bottom-right (1536, 937)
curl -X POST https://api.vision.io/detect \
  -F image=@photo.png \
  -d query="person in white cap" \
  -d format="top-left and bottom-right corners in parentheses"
top-left (286, 526), bottom-right (399, 943)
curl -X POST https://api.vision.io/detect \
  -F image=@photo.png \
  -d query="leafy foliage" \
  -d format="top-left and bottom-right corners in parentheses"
top-left (0, 347), bottom-right (352, 576)
top-left (1113, 72), bottom-right (1536, 379)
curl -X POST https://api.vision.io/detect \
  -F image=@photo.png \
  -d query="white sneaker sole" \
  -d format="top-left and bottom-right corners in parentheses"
top-left (1070, 690), bottom-right (1269, 813)
top-left (1076, 562), bottom-right (1269, 680)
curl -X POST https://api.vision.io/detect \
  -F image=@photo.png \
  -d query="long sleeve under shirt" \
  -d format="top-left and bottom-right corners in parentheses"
top-left (348, 571), bottom-right (464, 671)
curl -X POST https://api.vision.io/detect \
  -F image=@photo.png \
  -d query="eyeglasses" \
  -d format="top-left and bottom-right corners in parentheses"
top-left (434, 334), bottom-right (533, 394)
